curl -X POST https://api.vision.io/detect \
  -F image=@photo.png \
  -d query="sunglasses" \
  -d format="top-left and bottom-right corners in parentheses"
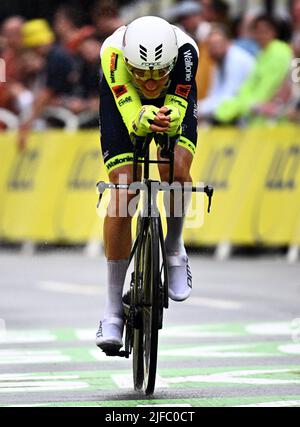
top-left (126, 65), bottom-right (172, 81)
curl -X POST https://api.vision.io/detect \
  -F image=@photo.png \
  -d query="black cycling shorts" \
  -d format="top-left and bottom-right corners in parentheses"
top-left (99, 77), bottom-right (198, 174)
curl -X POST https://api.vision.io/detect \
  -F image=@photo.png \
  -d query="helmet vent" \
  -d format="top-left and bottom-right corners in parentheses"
top-left (155, 44), bottom-right (163, 60)
top-left (139, 44), bottom-right (148, 61)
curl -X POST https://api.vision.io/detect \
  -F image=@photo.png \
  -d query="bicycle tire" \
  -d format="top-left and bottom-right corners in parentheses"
top-left (132, 215), bottom-right (145, 391)
top-left (142, 216), bottom-right (161, 395)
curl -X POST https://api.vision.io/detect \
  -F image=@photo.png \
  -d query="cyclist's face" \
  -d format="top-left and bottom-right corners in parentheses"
top-left (135, 76), bottom-right (169, 98)
top-left (129, 67), bottom-right (170, 98)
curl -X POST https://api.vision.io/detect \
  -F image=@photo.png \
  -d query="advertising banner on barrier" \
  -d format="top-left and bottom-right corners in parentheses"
top-left (184, 126), bottom-right (256, 245)
top-left (0, 126), bottom-right (300, 246)
top-left (185, 125), bottom-right (300, 246)
top-left (0, 131), bottom-right (104, 242)
top-left (232, 124), bottom-right (300, 245)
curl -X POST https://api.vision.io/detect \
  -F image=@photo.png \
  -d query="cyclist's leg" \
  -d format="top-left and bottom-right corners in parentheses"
top-left (104, 164), bottom-right (141, 261)
top-left (157, 91), bottom-right (197, 301)
top-left (97, 78), bottom-right (140, 349)
top-left (158, 144), bottom-right (193, 252)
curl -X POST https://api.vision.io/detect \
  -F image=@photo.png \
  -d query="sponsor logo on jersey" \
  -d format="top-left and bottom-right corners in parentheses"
top-left (193, 103), bottom-right (198, 119)
top-left (183, 50), bottom-right (193, 82)
top-left (175, 84), bottom-right (191, 99)
top-left (106, 154), bottom-right (133, 171)
top-left (168, 96), bottom-right (186, 109)
top-left (110, 53), bottom-right (118, 83)
top-left (138, 107), bottom-right (146, 123)
top-left (112, 85), bottom-right (128, 98)
top-left (118, 96), bottom-right (133, 107)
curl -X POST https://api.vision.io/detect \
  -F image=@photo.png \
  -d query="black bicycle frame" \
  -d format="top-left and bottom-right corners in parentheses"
top-left (96, 134), bottom-right (214, 358)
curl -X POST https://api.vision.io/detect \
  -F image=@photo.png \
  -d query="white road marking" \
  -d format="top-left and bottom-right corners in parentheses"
top-left (235, 400), bottom-right (300, 407)
top-left (0, 330), bottom-right (56, 344)
top-left (111, 374), bottom-right (169, 389)
top-left (0, 350), bottom-right (70, 365)
top-left (37, 281), bottom-right (102, 295)
top-left (159, 344), bottom-right (270, 358)
top-left (246, 322), bottom-right (294, 336)
top-left (138, 404), bottom-right (192, 407)
top-left (76, 329), bottom-right (95, 341)
top-left (165, 368), bottom-right (300, 386)
top-left (89, 349), bottom-right (116, 361)
top-left (0, 374), bottom-right (88, 393)
top-left (5, 404), bottom-right (47, 407)
top-left (160, 327), bottom-right (240, 339)
top-left (0, 374), bottom-right (79, 381)
top-left (278, 344), bottom-right (300, 355)
top-left (185, 297), bottom-right (242, 310)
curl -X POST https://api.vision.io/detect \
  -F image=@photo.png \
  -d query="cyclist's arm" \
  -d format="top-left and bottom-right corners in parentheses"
top-left (101, 46), bottom-right (143, 133)
top-left (164, 43), bottom-right (199, 123)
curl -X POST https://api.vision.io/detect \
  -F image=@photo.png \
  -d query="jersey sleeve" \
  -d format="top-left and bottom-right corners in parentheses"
top-left (164, 43), bottom-right (199, 123)
top-left (101, 46), bottom-right (142, 133)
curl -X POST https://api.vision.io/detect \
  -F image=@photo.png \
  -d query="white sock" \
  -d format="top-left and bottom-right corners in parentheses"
top-left (164, 191), bottom-right (191, 256)
top-left (103, 259), bottom-right (128, 319)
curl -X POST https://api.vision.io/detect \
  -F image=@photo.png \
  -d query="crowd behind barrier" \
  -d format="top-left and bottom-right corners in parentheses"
top-left (0, 0), bottom-right (300, 140)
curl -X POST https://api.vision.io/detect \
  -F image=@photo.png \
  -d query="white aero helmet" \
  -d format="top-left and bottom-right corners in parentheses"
top-left (123, 16), bottom-right (178, 73)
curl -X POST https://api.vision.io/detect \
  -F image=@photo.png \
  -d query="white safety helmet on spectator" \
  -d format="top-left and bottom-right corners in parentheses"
top-left (123, 16), bottom-right (178, 75)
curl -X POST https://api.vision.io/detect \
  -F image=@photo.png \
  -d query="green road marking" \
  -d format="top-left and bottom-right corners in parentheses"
top-left (1, 365), bottom-right (300, 394)
top-left (0, 341), bottom-right (299, 365)
top-left (1, 395), bottom-right (300, 407)
top-left (0, 321), bottom-right (297, 345)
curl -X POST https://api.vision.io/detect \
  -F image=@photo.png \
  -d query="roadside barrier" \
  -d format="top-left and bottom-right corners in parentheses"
top-left (0, 125), bottom-right (299, 258)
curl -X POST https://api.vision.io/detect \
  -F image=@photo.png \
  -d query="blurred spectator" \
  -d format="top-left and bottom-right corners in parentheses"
top-left (165, 0), bottom-right (216, 101)
top-left (0, 16), bottom-right (24, 112)
top-left (18, 19), bottom-right (78, 149)
top-left (59, 35), bottom-right (101, 120)
top-left (200, 0), bottom-right (230, 25)
top-left (215, 15), bottom-right (293, 124)
top-left (197, 25), bottom-right (255, 121)
top-left (91, 0), bottom-right (124, 42)
top-left (232, 13), bottom-right (260, 57)
top-left (291, 0), bottom-right (300, 32)
top-left (53, 4), bottom-right (95, 54)
top-left (165, 1), bottom-right (210, 41)
top-left (251, 32), bottom-right (300, 122)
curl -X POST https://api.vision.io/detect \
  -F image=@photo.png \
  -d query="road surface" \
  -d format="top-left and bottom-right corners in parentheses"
top-left (0, 251), bottom-right (300, 407)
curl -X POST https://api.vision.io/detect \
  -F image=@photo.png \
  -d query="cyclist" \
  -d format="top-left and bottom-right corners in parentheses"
top-left (96, 16), bottom-right (199, 352)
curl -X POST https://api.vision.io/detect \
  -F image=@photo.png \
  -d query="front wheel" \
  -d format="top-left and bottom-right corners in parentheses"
top-left (142, 217), bottom-right (161, 395)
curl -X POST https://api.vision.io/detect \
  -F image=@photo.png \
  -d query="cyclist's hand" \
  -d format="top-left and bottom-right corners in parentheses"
top-left (131, 105), bottom-right (161, 136)
top-left (150, 106), bottom-right (170, 133)
top-left (162, 105), bottom-right (182, 137)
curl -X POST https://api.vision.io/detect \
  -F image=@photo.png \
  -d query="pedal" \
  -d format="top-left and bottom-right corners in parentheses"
top-left (103, 349), bottom-right (129, 358)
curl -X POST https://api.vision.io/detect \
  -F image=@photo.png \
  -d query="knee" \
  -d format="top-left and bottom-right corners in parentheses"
top-left (160, 170), bottom-right (191, 185)
top-left (173, 173), bottom-right (191, 185)
top-left (108, 190), bottom-right (140, 218)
